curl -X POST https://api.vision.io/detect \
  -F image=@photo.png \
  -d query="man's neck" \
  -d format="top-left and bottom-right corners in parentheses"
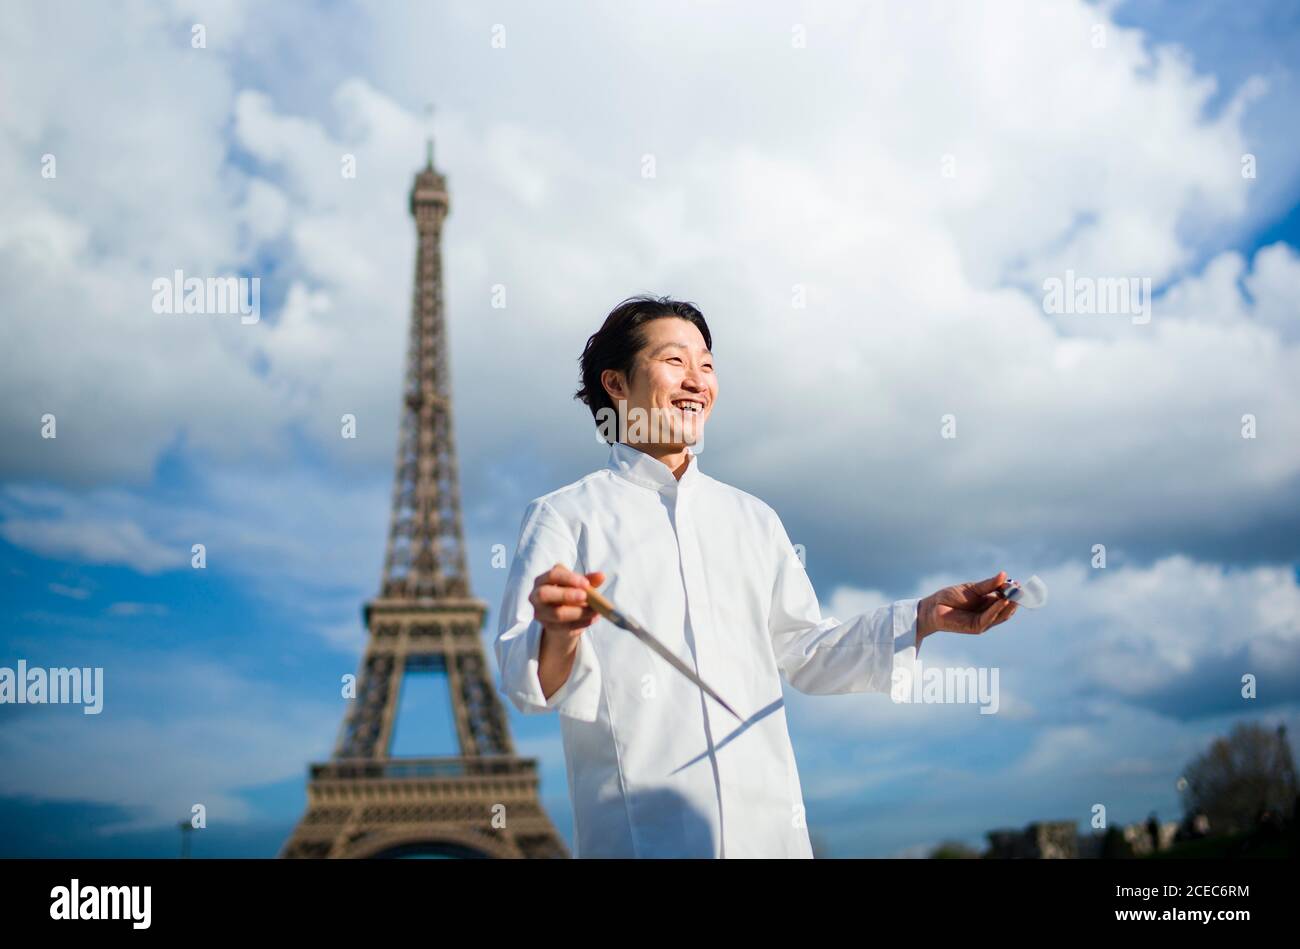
top-left (627, 442), bottom-right (692, 480)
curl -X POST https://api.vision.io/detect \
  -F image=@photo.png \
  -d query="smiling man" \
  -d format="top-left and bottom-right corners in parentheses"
top-left (494, 294), bottom-right (1018, 858)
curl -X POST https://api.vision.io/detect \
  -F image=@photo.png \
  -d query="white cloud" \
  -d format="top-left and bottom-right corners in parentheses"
top-left (105, 602), bottom-right (169, 617)
top-left (0, 469), bottom-right (388, 646)
top-left (1, 489), bottom-right (186, 574)
top-left (0, 654), bottom-right (337, 834)
top-left (47, 582), bottom-right (91, 600)
top-left (801, 554), bottom-right (1300, 727)
top-left (5, 1), bottom-right (1296, 524)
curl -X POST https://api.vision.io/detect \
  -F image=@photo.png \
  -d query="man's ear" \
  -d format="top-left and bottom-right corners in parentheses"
top-left (600, 367), bottom-right (626, 401)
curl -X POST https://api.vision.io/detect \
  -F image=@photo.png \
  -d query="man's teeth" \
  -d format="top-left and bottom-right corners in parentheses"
top-left (672, 400), bottom-right (703, 413)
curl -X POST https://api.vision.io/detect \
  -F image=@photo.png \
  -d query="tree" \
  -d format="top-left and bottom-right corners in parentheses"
top-left (1100, 825), bottom-right (1133, 859)
top-left (929, 840), bottom-right (979, 859)
top-left (1180, 722), bottom-right (1298, 837)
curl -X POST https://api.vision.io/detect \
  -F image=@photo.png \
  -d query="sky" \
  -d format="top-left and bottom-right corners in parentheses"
top-left (1, 0), bottom-right (1298, 858)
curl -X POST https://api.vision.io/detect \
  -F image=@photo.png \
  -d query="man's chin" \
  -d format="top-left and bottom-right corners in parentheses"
top-left (619, 408), bottom-right (706, 448)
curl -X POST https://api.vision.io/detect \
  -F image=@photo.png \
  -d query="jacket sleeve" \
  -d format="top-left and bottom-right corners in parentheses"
top-left (766, 509), bottom-right (919, 695)
top-left (493, 498), bottom-right (602, 723)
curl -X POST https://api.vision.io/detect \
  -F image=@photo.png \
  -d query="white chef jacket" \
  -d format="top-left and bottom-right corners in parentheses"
top-left (494, 439), bottom-right (920, 858)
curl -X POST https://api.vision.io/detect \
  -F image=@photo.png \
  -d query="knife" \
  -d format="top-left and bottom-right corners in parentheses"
top-left (584, 586), bottom-right (743, 722)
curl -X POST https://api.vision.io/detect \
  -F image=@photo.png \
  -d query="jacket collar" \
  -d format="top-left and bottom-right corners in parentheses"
top-left (607, 440), bottom-right (701, 493)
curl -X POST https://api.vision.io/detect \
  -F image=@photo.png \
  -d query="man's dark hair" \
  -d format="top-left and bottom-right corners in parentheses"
top-left (574, 294), bottom-right (712, 436)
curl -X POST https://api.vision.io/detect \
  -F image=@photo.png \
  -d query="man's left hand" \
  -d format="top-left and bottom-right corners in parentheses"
top-left (917, 570), bottom-right (1019, 644)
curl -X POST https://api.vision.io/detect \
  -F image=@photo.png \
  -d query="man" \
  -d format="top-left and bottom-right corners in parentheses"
top-left (494, 294), bottom-right (1018, 858)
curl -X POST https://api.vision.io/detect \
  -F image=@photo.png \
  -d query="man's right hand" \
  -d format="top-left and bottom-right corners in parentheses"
top-left (529, 564), bottom-right (605, 698)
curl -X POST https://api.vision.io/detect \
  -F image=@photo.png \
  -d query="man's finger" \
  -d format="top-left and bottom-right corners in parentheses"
top-left (940, 579), bottom-right (1006, 610)
top-left (546, 562), bottom-right (575, 585)
top-left (990, 601), bottom-right (1018, 627)
top-left (538, 564), bottom-right (590, 589)
top-left (535, 565), bottom-right (566, 589)
top-left (557, 564), bottom-right (589, 587)
top-left (969, 571), bottom-right (1008, 597)
top-left (973, 596), bottom-right (1005, 632)
top-left (545, 604), bottom-right (590, 623)
top-left (532, 584), bottom-right (590, 606)
top-left (939, 587), bottom-right (984, 609)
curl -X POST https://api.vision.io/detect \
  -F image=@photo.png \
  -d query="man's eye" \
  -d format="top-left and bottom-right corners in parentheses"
top-left (667, 357), bottom-right (683, 364)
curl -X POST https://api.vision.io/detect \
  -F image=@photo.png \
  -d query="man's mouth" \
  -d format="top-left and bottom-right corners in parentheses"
top-left (671, 399), bottom-right (705, 414)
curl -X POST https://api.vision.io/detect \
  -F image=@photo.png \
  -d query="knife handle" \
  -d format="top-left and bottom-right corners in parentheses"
top-left (583, 585), bottom-right (615, 620)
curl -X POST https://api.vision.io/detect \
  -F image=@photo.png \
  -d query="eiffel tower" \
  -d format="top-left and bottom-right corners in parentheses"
top-left (281, 137), bottom-right (568, 859)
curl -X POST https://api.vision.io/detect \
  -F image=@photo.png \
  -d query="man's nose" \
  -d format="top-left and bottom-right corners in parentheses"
top-left (681, 368), bottom-right (707, 391)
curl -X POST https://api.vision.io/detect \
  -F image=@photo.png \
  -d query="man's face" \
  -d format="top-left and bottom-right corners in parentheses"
top-left (601, 317), bottom-right (716, 448)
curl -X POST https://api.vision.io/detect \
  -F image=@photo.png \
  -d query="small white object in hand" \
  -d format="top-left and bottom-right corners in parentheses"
top-left (997, 574), bottom-right (1048, 609)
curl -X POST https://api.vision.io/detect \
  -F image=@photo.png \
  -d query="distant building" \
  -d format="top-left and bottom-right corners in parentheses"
top-left (985, 820), bottom-right (1078, 858)
top-left (1066, 820), bottom-right (1182, 859)
top-left (1124, 820), bottom-right (1179, 855)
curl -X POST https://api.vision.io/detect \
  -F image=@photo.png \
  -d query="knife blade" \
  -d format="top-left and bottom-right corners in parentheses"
top-left (584, 586), bottom-right (743, 722)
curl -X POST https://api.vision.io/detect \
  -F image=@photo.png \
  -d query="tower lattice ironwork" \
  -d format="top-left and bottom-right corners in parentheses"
top-left (281, 139), bottom-right (568, 859)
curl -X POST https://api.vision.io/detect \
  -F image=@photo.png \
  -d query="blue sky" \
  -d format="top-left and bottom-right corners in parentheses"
top-left (1, 0), bottom-right (1298, 858)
